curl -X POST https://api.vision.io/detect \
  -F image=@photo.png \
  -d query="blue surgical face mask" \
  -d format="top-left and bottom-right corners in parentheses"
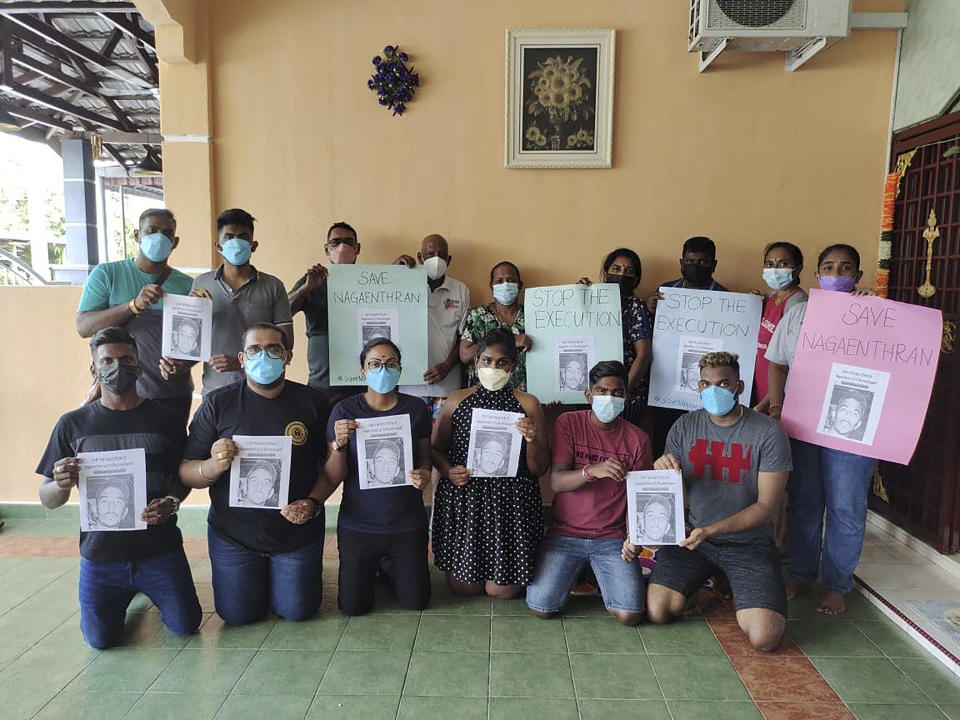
top-left (366, 366), bottom-right (401, 394)
top-left (591, 395), bottom-right (625, 424)
top-left (763, 267), bottom-right (795, 291)
top-left (139, 232), bottom-right (173, 262)
top-left (700, 385), bottom-right (737, 417)
top-left (244, 350), bottom-right (285, 385)
top-left (220, 238), bottom-right (252, 266)
top-left (492, 281), bottom-right (519, 305)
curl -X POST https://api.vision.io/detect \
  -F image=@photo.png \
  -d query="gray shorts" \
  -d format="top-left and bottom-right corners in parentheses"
top-left (649, 537), bottom-right (787, 617)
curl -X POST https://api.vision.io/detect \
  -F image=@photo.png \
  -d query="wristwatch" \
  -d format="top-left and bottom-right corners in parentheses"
top-left (305, 496), bottom-right (323, 519)
top-left (163, 495), bottom-right (181, 513)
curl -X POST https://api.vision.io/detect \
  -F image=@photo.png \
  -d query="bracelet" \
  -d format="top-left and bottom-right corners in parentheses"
top-left (305, 496), bottom-right (322, 519)
top-left (128, 299), bottom-right (142, 315)
top-left (768, 403), bottom-right (783, 410)
top-left (582, 465), bottom-right (594, 483)
top-left (198, 460), bottom-right (212, 481)
top-left (163, 495), bottom-right (181, 513)
top-left (334, 440), bottom-right (348, 453)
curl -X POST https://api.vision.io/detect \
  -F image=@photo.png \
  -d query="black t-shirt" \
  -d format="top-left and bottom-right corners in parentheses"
top-left (326, 393), bottom-right (431, 533)
top-left (291, 274), bottom-right (328, 336)
top-left (184, 380), bottom-right (330, 553)
top-left (36, 400), bottom-right (186, 563)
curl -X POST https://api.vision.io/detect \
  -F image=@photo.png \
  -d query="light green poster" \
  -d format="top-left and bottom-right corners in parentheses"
top-left (328, 264), bottom-right (429, 386)
top-left (525, 283), bottom-right (624, 404)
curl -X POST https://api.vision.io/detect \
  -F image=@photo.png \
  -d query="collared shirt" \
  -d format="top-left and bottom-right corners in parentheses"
top-left (191, 265), bottom-right (293, 395)
top-left (400, 274), bottom-right (471, 398)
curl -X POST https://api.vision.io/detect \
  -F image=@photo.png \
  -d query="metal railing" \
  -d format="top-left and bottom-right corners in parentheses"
top-left (0, 248), bottom-right (68, 286)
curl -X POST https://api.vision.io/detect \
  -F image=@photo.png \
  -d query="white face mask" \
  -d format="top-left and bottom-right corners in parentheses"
top-left (423, 256), bottom-right (448, 281)
top-left (477, 367), bottom-right (510, 391)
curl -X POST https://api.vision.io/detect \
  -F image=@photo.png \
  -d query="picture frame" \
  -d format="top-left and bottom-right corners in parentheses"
top-left (505, 28), bottom-right (615, 169)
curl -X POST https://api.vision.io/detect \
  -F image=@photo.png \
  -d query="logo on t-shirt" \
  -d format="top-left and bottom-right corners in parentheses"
top-left (285, 421), bottom-right (308, 446)
top-left (687, 439), bottom-right (752, 484)
top-left (444, 299), bottom-right (460, 311)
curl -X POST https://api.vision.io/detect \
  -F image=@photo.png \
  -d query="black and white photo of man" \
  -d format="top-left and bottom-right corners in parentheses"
top-left (679, 352), bottom-right (703, 393)
top-left (473, 431), bottom-right (512, 477)
top-left (365, 438), bottom-right (406, 487)
top-left (559, 353), bottom-right (588, 392)
top-left (238, 459), bottom-right (281, 508)
top-left (361, 325), bottom-right (391, 345)
top-left (172, 315), bottom-right (201, 357)
top-left (822, 386), bottom-right (872, 442)
top-left (87, 475), bottom-right (135, 530)
top-left (635, 493), bottom-right (674, 545)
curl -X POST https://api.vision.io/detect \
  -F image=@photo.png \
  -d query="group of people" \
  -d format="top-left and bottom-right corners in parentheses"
top-left (37, 205), bottom-right (879, 653)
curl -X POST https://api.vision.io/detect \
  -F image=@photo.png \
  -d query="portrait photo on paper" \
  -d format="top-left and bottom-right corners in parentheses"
top-left (820, 385), bottom-right (873, 443)
top-left (85, 474), bottom-right (136, 530)
top-left (363, 437), bottom-right (407, 488)
top-left (634, 493), bottom-right (676, 545)
top-left (472, 431), bottom-right (513, 477)
top-left (362, 324), bottom-right (391, 345)
top-left (237, 458), bottom-right (282, 508)
top-left (677, 352), bottom-right (703, 393)
top-left (558, 352), bottom-right (589, 392)
top-left (171, 315), bottom-right (202, 358)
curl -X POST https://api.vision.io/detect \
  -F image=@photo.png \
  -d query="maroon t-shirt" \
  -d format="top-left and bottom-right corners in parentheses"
top-left (550, 410), bottom-right (653, 538)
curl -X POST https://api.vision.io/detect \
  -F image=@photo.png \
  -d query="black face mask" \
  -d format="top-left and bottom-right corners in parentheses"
top-left (606, 273), bottom-right (638, 295)
top-left (681, 263), bottom-right (713, 287)
top-left (98, 363), bottom-right (139, 395)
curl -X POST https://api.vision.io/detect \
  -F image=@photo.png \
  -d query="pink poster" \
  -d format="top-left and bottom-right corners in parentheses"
top-left (781, 289), bottom-right (942, 465)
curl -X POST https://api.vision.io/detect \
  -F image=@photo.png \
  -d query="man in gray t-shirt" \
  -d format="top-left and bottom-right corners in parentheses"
top-left (642, 351), bottom-right (792, 653)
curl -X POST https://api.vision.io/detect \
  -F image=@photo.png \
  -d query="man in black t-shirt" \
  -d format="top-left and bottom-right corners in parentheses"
top-left (37, 327), bottom-right (201, 649)
top-left (180, 322), bottom-right (331, 626)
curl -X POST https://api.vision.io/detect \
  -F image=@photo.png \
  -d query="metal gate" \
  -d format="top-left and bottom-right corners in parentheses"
top-left (869, 110), bottom-right (960, 554)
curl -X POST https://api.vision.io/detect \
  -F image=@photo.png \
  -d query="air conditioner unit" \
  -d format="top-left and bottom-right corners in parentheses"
top-left (689, 0), bottom-right (852, 71)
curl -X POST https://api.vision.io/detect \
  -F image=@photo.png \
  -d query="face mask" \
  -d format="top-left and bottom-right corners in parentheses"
top-left (606, 273), bottom-right (638, 295)
top-left (139, 232), bottom-right (173, 263)
top-left (700, 385), bottom-right (737, 417)
top-left (591, 395), bottom-right (625, 423)
top-left (244, 350), bottom-right (285, 385)
top-left (477, 367), bottom-right (510, 391)
top-left (98, 363), bottom-right (139, 395)
top-left (763, 268), bottom-right (795, 291)
top-left (492, 282), bottom-right (519, 305)
top-left (220, 238), bottom-right (252, 266)
top-left (681, 263), bottom-right (713, 287)
top-left (818, 275), bottom-right (856, 293)
top-left (365, 366), bottom-right (401, 394)
top-left (423, 256), bottom-right (448, 281)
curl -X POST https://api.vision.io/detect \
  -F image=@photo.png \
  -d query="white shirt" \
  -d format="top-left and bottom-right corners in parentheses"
top-left (400, 274), bottom-right (471, 397)
top-left (764, 302), bottom-right (807, 368)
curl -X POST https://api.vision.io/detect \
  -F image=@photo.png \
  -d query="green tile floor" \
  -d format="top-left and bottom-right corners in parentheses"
top-left (1, 515), bottom-right (960, 719)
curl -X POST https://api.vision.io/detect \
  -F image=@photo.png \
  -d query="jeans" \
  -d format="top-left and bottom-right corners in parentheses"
top-left (337, 525), bottom-right (431, 616)
top-left (78, 548), bottom-right (201, 650)
top-left (207, 527), bottom-right (324, 625)
top-left (526, 533), bottom-right (646, 614)
top-left (787, 440), bottom-right (878, 594)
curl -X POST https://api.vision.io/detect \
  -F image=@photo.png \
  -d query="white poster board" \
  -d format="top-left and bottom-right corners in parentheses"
top-left (626, 470), bottom-right (685, 546)
top-left (466, 408), bottom-right (524, 478)
top-left (229, 435), bottom-right (292, 509)
top-left (78, 448), bottom-right (148, 532)
top-left (649, 288), bottom-right (762, 410)
top-left (356, 414), bottom-right (414, 489)
top-left (161, 293), bottom-right (213, 362)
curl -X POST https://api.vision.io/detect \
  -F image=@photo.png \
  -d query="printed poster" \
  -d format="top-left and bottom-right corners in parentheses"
top-left (356, 414), bottom-right (415, 489)
top-left (626, 470), bottom-right (685, 547)
top-left (525, 283), bottom-right (624, 404)
top-left (78, 448), bottom-right (148, 532)
top-left (649, 288), bottom-right (762, 410)
top-left (229, 435), bottom-right (293, 509)
top-left (781, 289), bottom-right (942, 464)
top-left (466, 408), bottom-right (524, 478)
top-left (328, 264), bottom-right (429, 386)
top-left (161, 293), bottom-right (213, 362)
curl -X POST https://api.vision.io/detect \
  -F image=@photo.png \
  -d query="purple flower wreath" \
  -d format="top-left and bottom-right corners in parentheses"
top-left (368, 45), bottom-right (420, 116)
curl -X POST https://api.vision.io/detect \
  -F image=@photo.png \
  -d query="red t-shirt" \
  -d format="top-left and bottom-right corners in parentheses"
top-left (755, 289), bottom-right (804, 402)
top-left (550, 410), bottom-right (653, 538)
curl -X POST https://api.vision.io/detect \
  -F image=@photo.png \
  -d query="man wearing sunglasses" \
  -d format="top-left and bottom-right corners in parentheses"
top-left (288, 221), bottom-right (361, 401)
top-left (179, 322), bottom-right (332, 626)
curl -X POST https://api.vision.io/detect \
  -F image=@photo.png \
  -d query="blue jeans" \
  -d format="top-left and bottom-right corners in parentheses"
top-left (207, 527), bottom-right (324, 625)
top-left (78, 548), bottom-right (202, 650)
top-left (787, 440), bottom-right (878, 594)
top-left (526, 533), bottom-right (646, 614)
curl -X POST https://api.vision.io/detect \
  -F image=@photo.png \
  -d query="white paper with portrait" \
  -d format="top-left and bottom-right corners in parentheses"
top-left (229, 435), bottom-right (292, 509)
top-left (356, 414), bottom-right (414, 490)
top-left (78, 448), bottom-right (148, 532)
top-left (554, 337), bottom-right (595, 394)
top-left (357, 309), bottom-right (400, 354)
top-left (626, 470), bottom-right (685, 547)
top-left (816, 363), bottom-right (890, 446)
top-left (466, 408), bottom-right (524, 478)
top-left (161, 293), bottom-right (213, 362)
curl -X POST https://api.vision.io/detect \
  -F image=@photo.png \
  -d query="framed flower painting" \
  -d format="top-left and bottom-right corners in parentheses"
top-left (505, 28), bottom-right (615, 168)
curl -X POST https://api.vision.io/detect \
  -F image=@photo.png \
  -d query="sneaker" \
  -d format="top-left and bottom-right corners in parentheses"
top-left (570, 581), bottom-right (599, 596)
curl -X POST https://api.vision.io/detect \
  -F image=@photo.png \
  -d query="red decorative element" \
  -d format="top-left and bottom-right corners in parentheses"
top-left (687, 439), bottom-right (752, 484)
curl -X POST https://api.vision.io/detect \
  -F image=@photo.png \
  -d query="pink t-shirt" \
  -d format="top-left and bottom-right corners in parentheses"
top-left (550, 410), bottom-right (653, 538)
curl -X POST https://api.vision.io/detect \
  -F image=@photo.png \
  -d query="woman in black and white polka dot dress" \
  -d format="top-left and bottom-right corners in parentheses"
top-left (431, 328), bottom-right (550, 598)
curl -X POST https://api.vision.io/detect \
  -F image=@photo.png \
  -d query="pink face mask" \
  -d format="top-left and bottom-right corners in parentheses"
top-left (818, 275), bottom-right (856, 293)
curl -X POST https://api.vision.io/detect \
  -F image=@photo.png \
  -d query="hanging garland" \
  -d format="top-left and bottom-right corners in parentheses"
top-left (875, 171), bottom-right (898, 298)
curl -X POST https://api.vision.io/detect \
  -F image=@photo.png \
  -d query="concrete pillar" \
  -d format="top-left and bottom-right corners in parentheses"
top-left (59, 138), bottom-right (99, 285)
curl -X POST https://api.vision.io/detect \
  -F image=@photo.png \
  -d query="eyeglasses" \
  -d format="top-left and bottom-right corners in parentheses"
top-left (326, 238), bottom-right (358, 248)
top-left (244, 344), bottom-right (285, 360)
top-left (366, 359), bottom-right (401, 371)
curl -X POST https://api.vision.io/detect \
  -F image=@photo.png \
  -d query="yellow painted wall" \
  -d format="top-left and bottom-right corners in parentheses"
top-left (0, 0), bottom-right (902, 504)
